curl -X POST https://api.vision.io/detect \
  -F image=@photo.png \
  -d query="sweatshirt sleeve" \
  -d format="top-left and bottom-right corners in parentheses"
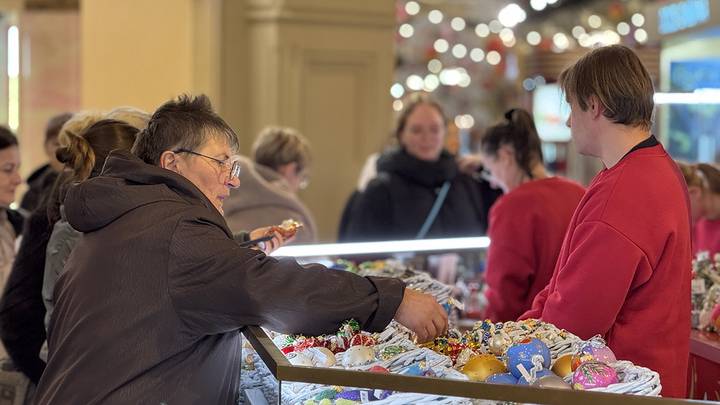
top-left (483, 202), bottom-right (536, 322)
top-left (167, 217), bottom-right (405, 336)
top-left (520, 285), bottom-right (548, 320)
top-left (535, 220), bottom-right (650, 339)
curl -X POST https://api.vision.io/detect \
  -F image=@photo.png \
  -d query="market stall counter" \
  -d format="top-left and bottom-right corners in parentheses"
top-left (242, 325), bottom-right (710, 405)
top-left (232, 240), bottom-right (714, 404)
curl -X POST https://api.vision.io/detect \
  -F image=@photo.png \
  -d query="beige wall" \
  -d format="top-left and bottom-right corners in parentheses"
top-left (19, 10), bottom-right (81, 180)
top-left (14, 0), bottom-right (395, 241)
top-left (80, 0), bottom-right (221, 113)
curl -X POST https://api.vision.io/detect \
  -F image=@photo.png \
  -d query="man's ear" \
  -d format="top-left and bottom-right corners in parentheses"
top-left (588, 95), bottom-right (604, 120)
top-left (159, 151), bottom-right (180, 173)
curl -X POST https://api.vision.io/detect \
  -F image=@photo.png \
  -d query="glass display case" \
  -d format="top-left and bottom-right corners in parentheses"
top-left (238, 239), bottom-right (712, 405)
top-left (241, 325), bottom-right (706, 405)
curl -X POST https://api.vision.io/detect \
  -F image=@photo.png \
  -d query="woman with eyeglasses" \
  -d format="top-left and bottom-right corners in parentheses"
top-left (0, 127), bottom-right (23, 311)
top-left (223, 126), bottom-right (318, 243)
top-left (35, 95), bottom-right (447, 404)
top-left (478, 108), bottom-right (585, 322)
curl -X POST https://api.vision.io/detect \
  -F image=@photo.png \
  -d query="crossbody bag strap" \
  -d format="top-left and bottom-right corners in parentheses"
top-left (416, 180), bottom-right (451, 239)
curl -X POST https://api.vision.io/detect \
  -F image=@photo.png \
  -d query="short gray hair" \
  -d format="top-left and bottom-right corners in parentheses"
top-left (252, 126), bottom-right (311, 172)
top-left (132, 94), bottom-right (239, 165)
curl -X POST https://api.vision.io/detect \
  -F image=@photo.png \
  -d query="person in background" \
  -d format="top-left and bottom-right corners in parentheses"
top-left (478, 108), bottom-right (585, 322)
top-left (223, 126), bottom-right (317, 243)
top-left (35, 95), bottom-right (446, 404)
top-left (677, 161), bottom-right (720, 256)
top-left (42, 119), bottom-right (140, 335)
top-left (0, 110), bottom-right (147, 388)
top-left (105, 106), bottom-right (151, 130)
top-left (19, 113), bottom-right (72, 214)
top-left (0, 128), bottom-right (23, 300)
top-left (341, 93), bottom-right (498, 241)
top-left (520, 45), bottom-right (691, 398)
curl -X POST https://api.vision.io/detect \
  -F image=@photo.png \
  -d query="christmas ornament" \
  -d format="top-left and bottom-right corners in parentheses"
top-left (551, 354), bottom-right (574, 378)
top-left (572, 361), bottom-right (619, 389)
top-left (461, 354), bottom-right (507, 382)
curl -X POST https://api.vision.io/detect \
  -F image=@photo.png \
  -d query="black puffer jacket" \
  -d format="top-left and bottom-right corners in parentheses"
top-left (342, 147), bottom-right (500, 241)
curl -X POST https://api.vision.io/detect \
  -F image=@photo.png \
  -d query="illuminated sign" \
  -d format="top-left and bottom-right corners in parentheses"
top-left (658, 0), bottom-right (710, 35)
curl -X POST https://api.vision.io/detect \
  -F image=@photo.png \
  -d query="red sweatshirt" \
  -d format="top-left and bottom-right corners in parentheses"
top-left (693, 217), bottom-right (720, 257)
top-left (521, 141), bottom-right (692, 398)
top-left (483, 177), bottom-right (585, 322)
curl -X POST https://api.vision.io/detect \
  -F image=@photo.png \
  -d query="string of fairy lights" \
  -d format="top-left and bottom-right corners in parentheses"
top-left (393, 1), bottom-right (649, 128)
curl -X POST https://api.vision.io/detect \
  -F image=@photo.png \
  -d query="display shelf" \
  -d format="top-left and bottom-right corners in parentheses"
top-left (690, 330), bottom-right (720, 364)
top-left (242, 326), bottom-right (711, 405)
top-left (688, 330), bottom-right (720, 400)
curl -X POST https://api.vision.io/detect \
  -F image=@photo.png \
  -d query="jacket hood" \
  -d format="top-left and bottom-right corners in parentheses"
top-left (65, 150), bottom-right (228, 234)
top-left (376, 147), bottom-right (458, 188)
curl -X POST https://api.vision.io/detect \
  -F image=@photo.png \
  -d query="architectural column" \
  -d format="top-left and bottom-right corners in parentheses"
top-left (237, 0), bottom-right (396, 241)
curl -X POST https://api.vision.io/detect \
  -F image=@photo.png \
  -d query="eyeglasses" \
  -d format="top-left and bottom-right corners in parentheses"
top-left (173, 149), bottom-right (241, 181)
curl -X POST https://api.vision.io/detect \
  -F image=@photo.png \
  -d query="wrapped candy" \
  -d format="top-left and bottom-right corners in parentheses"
top-left (488, 332), bottom-right (511, 356)
top-left (572, 361), bottom-right (619, 389)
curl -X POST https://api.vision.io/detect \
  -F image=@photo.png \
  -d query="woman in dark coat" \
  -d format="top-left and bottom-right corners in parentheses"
top-left (342, 93), bottom-right (499, 241)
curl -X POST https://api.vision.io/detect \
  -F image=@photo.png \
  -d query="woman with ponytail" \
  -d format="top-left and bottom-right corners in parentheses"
top-left (43, 119), bottom-right (140, 331)
top-left (479, 108), bottom-right (585, 322)
top-left (0, 112), bottom-right (145, 390)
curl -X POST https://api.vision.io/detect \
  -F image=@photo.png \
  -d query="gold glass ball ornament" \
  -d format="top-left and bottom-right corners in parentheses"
top-left (551, 354), bottom-right (574, 378)
top-left (461, 354), bottom-right (508, 382)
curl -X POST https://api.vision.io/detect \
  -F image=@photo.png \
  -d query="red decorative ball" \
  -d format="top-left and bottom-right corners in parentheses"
top-left (350, 334), bottom-right (376, 347)
top-left (368, 365), bottom-right (390, 374)
top-left (294, 337), bottom-right (324, 351)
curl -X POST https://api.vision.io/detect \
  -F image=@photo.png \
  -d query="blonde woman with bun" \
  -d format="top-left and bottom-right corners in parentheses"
top-left (0, 112), bottom-right (144, 389)
top-left (43, 120), bottom-right (140, 329)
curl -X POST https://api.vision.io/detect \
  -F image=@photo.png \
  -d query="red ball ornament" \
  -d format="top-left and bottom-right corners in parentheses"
top-left (350, 334), bottom-right (376, 347)
top-left (369, 365), bottom-right (390, 374)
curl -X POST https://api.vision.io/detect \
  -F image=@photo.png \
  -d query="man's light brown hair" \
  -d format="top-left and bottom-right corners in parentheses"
top-left (559, 45), bottom-right (654, 130)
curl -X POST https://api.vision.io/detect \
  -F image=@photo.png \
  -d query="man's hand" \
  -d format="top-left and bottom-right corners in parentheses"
top-left (394, 289), bottom-right (448, 343)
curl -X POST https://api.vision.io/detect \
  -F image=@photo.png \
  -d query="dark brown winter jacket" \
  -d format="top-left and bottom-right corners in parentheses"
top-left (34, 150), bottom-right (404, 404)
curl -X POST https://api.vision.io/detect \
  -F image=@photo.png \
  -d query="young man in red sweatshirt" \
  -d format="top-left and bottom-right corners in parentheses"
top-left (520, 45), bottom-right (691, 398)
